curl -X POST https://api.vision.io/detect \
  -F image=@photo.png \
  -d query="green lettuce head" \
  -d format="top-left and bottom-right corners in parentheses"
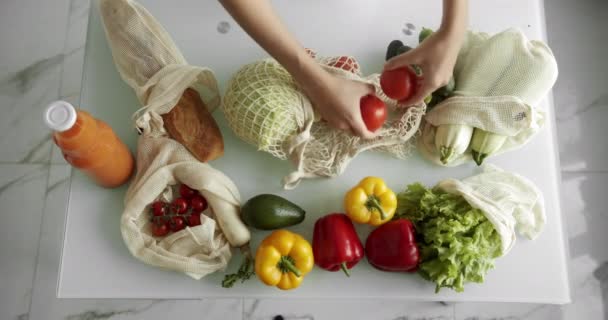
top-left (396, 183), bottom-right (502, 292)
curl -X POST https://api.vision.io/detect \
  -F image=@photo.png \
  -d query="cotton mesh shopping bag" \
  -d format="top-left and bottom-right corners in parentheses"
top-left (401, 164), bottom-right (546, 292)
top-left (98, 0), bottom-right (249, 279)
top-left (223, 54), bottom-right (426, 189)
top-left (418, 28), bottom-right (558, 166)
top-left (437, 165), bottom-right (546, 255)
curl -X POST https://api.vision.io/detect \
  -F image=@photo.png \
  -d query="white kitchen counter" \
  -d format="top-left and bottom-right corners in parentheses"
top-left (57, 0), bottom-right (569, 303)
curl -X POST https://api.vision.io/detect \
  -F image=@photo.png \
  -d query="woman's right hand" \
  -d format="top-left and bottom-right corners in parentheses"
top-left (220, 0), bottom-right (378, 139)
top-left (300, 71), bottom-right (378, 140)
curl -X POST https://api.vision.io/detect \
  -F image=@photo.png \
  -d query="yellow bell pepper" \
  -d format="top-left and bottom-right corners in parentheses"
top-left (344, 176), bottom-right (397, 226)
top-left (254, 229), bottom-right (314, 290)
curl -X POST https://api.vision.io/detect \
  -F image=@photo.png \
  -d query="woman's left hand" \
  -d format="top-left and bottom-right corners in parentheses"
top-left (384, 28), bottom-right (463, 106)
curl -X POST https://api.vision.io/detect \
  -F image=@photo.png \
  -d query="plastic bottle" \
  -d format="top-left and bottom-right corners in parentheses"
top-left (45, 101), bottom-right (134, 188)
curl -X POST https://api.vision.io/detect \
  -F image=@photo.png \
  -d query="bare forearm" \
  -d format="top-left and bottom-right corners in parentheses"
top-left (219, 0), bottom-right (324, 86)
top-left (440, 0), bottom-right (468, 40)
top-left (220, 0), bottom-right (381, 138)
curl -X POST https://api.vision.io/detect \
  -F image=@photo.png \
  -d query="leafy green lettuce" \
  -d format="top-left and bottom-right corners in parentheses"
top-left (396, 183), bottom-right (502, 293)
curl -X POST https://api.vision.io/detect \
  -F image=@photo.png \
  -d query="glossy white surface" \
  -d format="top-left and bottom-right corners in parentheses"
top-left (1, 0), bottom-right (606, 318)
top-left (56, 0), bottom-right (569, 303)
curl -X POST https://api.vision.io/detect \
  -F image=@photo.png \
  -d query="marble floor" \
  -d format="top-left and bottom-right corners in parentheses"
top-left (0, 0), bottom-right (606, 319)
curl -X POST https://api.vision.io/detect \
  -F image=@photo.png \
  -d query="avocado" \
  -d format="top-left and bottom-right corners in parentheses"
top-left (386, 40), bottom-right (404, 61)
top-left (241, 194), bottom-right (305, 230)
top-left (396, 45), bottom-right (412, 56)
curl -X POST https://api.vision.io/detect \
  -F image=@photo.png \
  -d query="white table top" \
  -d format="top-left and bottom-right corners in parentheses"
top-left (58, 0), bottom-right (570, 303)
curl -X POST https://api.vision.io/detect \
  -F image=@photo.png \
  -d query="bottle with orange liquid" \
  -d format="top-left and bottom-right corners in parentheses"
top-left (45, 101), bottom-right (134, 188)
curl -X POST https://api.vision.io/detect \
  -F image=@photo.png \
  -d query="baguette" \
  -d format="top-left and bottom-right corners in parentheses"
top-left (162, 88), bottom-right (224, 162)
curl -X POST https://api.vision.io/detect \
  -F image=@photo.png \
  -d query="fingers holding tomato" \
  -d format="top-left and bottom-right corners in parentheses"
top-left (360, 95), bottom-right (387, 132)
top-left (380, 67), bottom-right (417, 102)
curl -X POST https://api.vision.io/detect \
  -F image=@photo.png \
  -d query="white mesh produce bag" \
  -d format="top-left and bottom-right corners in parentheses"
top-left (437, 165), bottom-right (546, 255)
top-left (122, 124), bottom-right (235, 279)
top-left (99, 0), bottom-right (249, 279)
top-left (419, 28), bottom-right (558, 166)
top-left (223, 54), bottom-right (425, 189)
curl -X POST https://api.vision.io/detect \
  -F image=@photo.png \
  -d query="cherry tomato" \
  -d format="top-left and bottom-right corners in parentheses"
top-left (172, 198), bottom-right (188, 214)
top-left (188, 213), bottom-right (202, 227)
top-left (190, 195), bottom-right (208, 212)
top-left (170, 216), bottom-right (186, 232)
top-left (151, 201), bottom-right (167, 217)
top-left (360, 94), bottom-right (387, 132)
top-left (151, 222), bottom-right (169, 237)
top-left (380, 67), bottom-right (415, 101)
top-left (327, 56), bottom-right (359, 74)
top-left (179, 184), bottom-right (197, 199)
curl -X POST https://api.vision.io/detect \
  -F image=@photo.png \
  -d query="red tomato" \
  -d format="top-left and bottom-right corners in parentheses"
top-left (170, 216), bottom-right (186, 232)
top-left (151, 201), bottom-right (167, 217)
top-left (360, 94), bottom-right (387, 132)
top-left (151, 222), bottom-right (169, 237)
top-left (188, 213), bottom-right (202, 227)
top-left (190, 195), bottom-right (208, 212)
top-left (327, 56), bottom-right (359, 74)
top-left (172, 198), bottom-right (188, 214)
top-left (179, 184), bottom-right (197, 199)
top-left (380, 67), bottom-right (415, 101)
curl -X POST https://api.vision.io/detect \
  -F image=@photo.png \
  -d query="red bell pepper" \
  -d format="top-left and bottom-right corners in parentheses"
top-left (365, 219), bottom-right (420, 272)
top-left (313, 213), bottom-right (364, 277)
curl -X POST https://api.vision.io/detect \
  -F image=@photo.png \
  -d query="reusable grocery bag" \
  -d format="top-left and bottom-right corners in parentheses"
top-left (418, 28), bottom-right (558, 166)
top-left (398, 164), bottom-right (546, 292)
top-left (223, 54), bottom-right (426, 189)
top-left (438, 164), bottom-right (546, 255)
top-left (99, 0), bottom-right (249, 279)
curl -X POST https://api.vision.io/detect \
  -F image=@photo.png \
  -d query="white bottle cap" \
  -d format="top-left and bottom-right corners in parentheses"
top-left (45, 101), bottom-right (77, 132)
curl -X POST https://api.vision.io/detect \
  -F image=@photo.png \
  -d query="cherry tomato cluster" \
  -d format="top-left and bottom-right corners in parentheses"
top-left (149, 184), bottom-right (209, 237)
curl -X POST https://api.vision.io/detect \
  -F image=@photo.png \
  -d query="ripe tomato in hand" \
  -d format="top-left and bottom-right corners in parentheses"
top-left (172, 198), bottom-right (188, 214)
top-left (170, 216), bottom-right (186, 232)
top-left (151, 222), bottom-right (169, 237)
top-left (190, 195), bottom-right (208, 212)
top-left (151, 201), bottom-right (167, 217)
top-left (179, 184), bottom-right (197, 199)
top-left (188, 213), bottom-right (202, 227)
top-left (380, 67), bottom-right (416, 101)
top-left (360, 94), bottom-right (387, 132)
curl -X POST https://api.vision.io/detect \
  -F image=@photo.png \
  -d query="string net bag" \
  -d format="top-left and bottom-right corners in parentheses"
top-left (223, 52), bottom-right (426, 189)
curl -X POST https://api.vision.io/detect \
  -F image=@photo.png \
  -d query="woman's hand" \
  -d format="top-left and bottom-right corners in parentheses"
top-left (300, 71), bottom-right (377, 139)
top-left (384, 0), bottom-right (467, 106)
top-left (384, 29), bottom-right (461, 106)
top-left (221, 0), bottom-right (377, 139)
